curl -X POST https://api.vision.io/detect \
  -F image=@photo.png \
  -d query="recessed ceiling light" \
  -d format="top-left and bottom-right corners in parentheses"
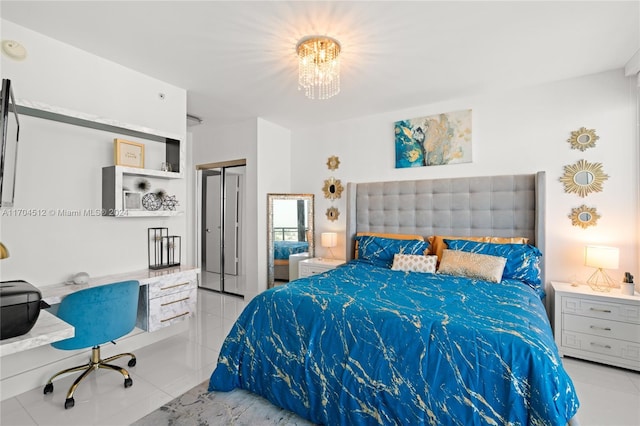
top-left (1, 40), bottom-right (27, 61)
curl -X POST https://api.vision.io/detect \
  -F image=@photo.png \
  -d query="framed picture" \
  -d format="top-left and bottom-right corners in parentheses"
top-left (123, 191), bottom-right (142, 210)
top-left (114, 138), bottom-right (145, 168)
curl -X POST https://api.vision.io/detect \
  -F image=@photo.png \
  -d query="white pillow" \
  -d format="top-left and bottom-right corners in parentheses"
top-left (437, 249), bottom-right (506, 283)
top-left (391, 254), bottom-right (437, 273)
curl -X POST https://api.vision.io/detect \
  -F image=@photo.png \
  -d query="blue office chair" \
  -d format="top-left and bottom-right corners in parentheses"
top-left (43, 280), bottom-right (139, 409)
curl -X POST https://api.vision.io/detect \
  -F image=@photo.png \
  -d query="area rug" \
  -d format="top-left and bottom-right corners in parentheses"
top-left (131, 381), bottom-right (314, 426)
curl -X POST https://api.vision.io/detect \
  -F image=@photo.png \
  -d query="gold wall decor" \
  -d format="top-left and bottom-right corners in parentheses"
top-left (569, 205), bottom-right (601, 229)
top-left (559, 159), bottom-right (609, 197)
top-left (322, 177), bottom-right (344, 200)
top-left (567, 127), bottom-right (599, 151)
top-left (327, 155), bottom-right (340, 170)
top-left (326, 207), bottom-right (340, 221)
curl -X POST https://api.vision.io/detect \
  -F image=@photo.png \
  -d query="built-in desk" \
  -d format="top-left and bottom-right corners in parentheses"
top-left (0, 310), bottom-right (74, 357)
top-left (1, 266), bottom-right (199, 358)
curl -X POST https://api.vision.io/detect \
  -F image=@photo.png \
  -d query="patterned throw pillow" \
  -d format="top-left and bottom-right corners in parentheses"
top-left (437, 249), bottom-right (507, 283)
top-left (391, 254), bottom-right (437, 273)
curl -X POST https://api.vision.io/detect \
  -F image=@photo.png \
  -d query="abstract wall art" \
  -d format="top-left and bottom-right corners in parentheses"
top-left (395, 109), bottom-right (472, 168)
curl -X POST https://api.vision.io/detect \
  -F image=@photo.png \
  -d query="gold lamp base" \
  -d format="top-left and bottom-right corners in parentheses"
top-left (587, 268), bottom-right (615, 292)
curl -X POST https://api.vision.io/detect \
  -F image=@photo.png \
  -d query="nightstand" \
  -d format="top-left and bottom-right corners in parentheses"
top-left (298, 258), bottom-right (345, 278)
top-left (552, 281), bottom-right (640, 371)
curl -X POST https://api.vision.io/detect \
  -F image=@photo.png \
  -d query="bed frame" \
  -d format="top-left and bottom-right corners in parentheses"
top-left (346, 172), bottom-right (546, 286)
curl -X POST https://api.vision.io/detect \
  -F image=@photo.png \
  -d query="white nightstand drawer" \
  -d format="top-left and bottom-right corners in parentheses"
top-left (563, 314), bottom-right (640, 343)
top-left (562, 331), bottom-right (640, 362)
top-left (300, 264), bottom-right (329, 276)
top-left (562, 297), bottom-right (640, 324)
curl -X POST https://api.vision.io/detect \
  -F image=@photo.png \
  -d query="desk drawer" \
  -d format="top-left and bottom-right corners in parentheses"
top-left (562, 297), bottom-right (640, 324)
top-left (563, 314), bottom-right (640, 344)
top-left (147, 272), bottom-right (197, 299)
top-left (147, 287), bottom-right (196, 332)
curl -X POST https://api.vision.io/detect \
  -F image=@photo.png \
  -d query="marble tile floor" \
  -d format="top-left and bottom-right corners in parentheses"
top-left (1, 288), bottom-right (639, 426)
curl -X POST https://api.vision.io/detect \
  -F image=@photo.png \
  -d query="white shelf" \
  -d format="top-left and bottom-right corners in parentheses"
top-left (115, 165), bottom-right (183, 179)
top-left (102, 166), bottom-right (184, 217)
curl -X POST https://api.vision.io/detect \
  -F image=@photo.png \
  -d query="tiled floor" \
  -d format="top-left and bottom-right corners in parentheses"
top-left (1, 289), bottom-right (639, 425)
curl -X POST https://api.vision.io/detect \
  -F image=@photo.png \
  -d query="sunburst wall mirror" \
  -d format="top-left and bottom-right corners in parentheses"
top-left (323, 177), bottom-right (344, 200)
top-left (569, 205), bottom-right (601, 229)
top-left (326, 207), bottom-right (340, 221)
top-left (326, 155), bottom-right (340, 170)
top-left (567, 127), bottom-right (599, 151)
top-left (559, 159), bottom-right (609, 197)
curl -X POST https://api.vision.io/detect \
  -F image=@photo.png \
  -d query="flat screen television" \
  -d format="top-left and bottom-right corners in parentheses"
top-left (0, 78), bottom-right (20, 207)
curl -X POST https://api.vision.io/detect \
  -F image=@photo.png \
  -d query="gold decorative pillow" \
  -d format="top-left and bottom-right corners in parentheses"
top-left (391, 254), bottom-right (437, 273)
top-left (437, 249), bottom-right (506, 283)
top-left (427, 235), bottom-right (529, 263)
top-left (354, 232), bottom-right (424, 259)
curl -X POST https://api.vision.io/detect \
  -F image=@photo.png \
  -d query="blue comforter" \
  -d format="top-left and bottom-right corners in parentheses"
top-left (209, 260), bottom-right (579, 425)
top-left (274, 241), bottom-right (309, 259)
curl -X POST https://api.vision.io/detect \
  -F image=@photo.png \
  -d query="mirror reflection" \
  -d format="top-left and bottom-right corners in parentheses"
top-left (574, 170), bottom-right (594, 186)
top-left (267, 194), bottom-right (314, 288)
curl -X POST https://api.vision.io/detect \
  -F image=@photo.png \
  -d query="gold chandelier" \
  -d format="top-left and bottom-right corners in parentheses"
top-left (296, 36), bottom-right (341, 100)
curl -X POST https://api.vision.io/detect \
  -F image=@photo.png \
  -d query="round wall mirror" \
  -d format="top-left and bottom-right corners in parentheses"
top-left (569, 205), bottom-right (600, 229)
top-left (559, 159), bottom-right (609, 197)
top-left (323, 177), bottom-right (343, 200)
top-left (567, 127), bottom-right (598, 151)
top-left (573, 170), bottom-right (594, 186)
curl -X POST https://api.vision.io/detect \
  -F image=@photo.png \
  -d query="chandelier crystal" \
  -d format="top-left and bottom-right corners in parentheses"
top-left (296, 36), bottom-right (341, 100)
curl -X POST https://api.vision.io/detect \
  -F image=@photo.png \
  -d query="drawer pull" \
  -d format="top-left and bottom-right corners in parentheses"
top-left (160, 282), bottom-right (190, 291)
top-left (161, 312), bottom-right (190, 322)
top-left (589, 307), bottom-right (612, 313)
top-left (590, 325), bottom-right (612, 331)
top-left (161, 297), bottom-right (190, 307)
top-left (590, 342), bottom-right (612, 349)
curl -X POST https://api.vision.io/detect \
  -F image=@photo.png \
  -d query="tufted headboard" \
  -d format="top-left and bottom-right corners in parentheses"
top-left (345, 172), bottom-right (546, 283)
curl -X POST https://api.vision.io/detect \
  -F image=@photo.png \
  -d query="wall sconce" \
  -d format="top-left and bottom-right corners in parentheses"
top-left (585, 245), bottom-right (619, 292)
top-left (0, 242), bottom-right (9, 259)
top-left (321, 232), bottom-right (337, 259)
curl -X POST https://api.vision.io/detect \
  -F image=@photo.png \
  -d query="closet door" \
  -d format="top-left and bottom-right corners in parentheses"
top-left (205, 172), bottom-right (222, 275)
top-left (224, 174), bottom-right (239, 275)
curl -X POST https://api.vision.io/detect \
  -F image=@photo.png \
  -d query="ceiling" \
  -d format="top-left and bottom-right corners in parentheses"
top-left (1, 1), bottom-right (638, 130)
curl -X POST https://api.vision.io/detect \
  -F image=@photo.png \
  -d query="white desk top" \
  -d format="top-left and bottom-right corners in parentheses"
top-left (0, 310), bottom-right (74, 357)
top-left (41, 265), bottom-right (199, 305)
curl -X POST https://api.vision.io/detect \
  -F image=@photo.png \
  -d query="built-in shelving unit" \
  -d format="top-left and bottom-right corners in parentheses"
top-left (16, 99), bottom-right (185, 218)
top-left (102, 166), bottom-right (184, 217)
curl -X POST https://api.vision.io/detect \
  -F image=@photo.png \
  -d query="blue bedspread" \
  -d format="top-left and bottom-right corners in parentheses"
top-left (209, 260), bottom-right (579, 425)
top-left (274, 241), bottom-right (309, 259)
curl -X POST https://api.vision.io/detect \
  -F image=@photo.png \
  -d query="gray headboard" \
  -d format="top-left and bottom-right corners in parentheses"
top-left (345, 172), bottom-right (546, 282)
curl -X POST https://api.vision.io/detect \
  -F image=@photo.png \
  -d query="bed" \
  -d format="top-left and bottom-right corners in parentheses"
top-left (273, 240), bottom-right (309, 281)
top-left (209, 172), bottom-right (580, 425)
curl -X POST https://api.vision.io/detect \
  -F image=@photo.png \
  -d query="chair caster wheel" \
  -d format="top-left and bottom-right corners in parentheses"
top-left (128, 358), bottom-right (136, 367)
top-left (124, 377), bottom-right (133, 388)
top-left (43, 383), bottom-right (53, 394)
top-left (64, 398), bottom-right (75, 409)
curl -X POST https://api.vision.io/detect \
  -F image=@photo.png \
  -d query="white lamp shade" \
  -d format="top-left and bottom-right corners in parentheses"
top-left (321, 232), bottom-right (338, 248)
top-left (585, 246), bottom-right (619, 270)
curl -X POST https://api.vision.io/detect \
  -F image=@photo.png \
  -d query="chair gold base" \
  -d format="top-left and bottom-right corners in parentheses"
top-left (43, 345), bottom-right (136, 409)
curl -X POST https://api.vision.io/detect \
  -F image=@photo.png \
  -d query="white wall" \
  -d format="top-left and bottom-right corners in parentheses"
top-left (190, 117), bottom-right (291, 300)
top-left (0, 20), bottom-right (189, 399)
top-left (292, 69), bottom-right (638, 292)
top-left (0, 21), bottom-right (188, 285)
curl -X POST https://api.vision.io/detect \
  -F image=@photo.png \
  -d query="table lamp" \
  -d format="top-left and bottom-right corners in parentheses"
top-left (321, 232), bottom-right (337, 259)
top-left (585, 245), bottom-right (619, 292)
